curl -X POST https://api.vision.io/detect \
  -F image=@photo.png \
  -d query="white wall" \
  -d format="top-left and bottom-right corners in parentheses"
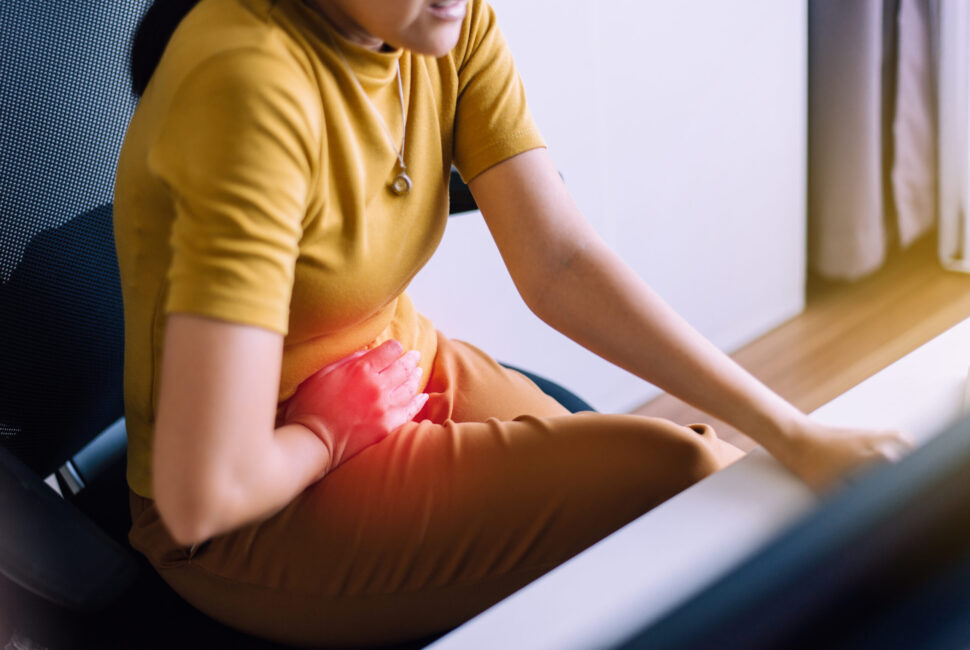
top-left (408, 0), bottom-right (807, 412)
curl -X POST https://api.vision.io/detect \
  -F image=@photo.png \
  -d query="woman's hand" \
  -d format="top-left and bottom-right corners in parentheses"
top-left (282, 339), bottom-right (429, 477)
top-left (775, 417), bottom-right (915, 492)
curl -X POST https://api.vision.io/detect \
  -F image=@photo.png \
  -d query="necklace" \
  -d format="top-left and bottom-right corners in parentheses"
top-left (325, 31), bottom-right (412, 197)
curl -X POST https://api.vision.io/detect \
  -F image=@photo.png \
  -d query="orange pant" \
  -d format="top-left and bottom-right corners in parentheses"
top-left (129, 332), bottom-right (742, 647)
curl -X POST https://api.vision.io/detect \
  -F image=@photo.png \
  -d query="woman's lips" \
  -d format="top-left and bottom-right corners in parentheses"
top-left (428, 0), bottom-right (467, 21)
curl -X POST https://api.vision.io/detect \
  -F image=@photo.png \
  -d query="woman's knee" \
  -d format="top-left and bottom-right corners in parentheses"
top-left (569, 416), bottom-right (723, 520)
top-left (617, 417), bottom-right (723, 488)
top-left (675, 423), bottom-right (724, 481)
top-left (555, 413), bottom-right (723, 486)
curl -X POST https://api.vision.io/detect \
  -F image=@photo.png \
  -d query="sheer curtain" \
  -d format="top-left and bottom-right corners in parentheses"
top-left (809, 0), bottom-right (939, 280)
top-left (938, 0), bottom-right (970, 271)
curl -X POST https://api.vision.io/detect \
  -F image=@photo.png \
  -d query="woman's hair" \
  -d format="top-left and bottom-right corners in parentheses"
top-left (130, 0), bottom-right (203, 96)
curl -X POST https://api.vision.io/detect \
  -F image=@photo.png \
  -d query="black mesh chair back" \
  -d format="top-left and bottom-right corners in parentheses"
top-left (0, 0), bottom-right (148, 478)
top-left (0, 5), bottom-right (292, 645)
top-left (0, 0), bottom-right (154, 629)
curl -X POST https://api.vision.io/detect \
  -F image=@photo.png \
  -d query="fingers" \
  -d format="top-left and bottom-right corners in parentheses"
top-left (380, 392), bottom-right (430, 435)
top-left (402, 392), bottom-right (429, 423)
top-left (314, 340), bottom-right (414, 382)
top-left (389, 365), bottom-right (423, 404)
top-left (870, 429), bottom-right (913, 461)
top-left (882, 432), bottom-right (914, 461)
top-left (317, 348), bottom-right (368, 376)
top-left (380, 349), bottom-right (421, 385)
top-left (361, 339), bottom-right (405, 372)
top-left (893, 429), bottom-right (916, 450)
top-left (409, 393), bottom-right (430, 419)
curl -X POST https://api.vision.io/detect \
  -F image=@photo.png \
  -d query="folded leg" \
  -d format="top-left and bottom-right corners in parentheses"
top-left (129, 333), bottom-right (741, 646)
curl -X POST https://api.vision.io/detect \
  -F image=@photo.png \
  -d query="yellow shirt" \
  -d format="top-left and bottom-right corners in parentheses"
top-left (113, 0), bottom-right (544, 498)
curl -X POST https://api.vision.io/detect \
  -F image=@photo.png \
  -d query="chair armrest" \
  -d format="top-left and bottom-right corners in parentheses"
top-left (0, 443), bottom-right (139, 612)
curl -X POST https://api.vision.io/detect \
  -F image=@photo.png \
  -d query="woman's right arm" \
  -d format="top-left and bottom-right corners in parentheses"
top-left (153, 313), bottom-right (425, 546)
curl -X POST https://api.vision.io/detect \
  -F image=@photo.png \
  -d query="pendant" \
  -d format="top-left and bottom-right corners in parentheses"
top-left (390, 171), bottom-right (412, 196)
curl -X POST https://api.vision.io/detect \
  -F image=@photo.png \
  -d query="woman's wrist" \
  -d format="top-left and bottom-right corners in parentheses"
top-left (743, 400), bottom-right (812, 464)
top-left (276, 418), bottom-right (334, 483)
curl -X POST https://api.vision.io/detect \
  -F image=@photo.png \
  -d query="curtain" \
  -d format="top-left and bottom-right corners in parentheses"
top-left (808, 0), bottom-right (939, 280)
top-left (938, 0), bottom-right (970, 271)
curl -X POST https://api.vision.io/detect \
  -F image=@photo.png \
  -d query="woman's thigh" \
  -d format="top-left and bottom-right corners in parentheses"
top-left (129, 332), bottom-right (744, 646)
top-left (419, 331), bottom-right (571, 423)
top-left (130, 412), bottom-right (734, 647)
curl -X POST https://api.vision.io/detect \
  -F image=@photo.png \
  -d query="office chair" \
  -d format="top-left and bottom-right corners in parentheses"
top-left (0, 2), bottom-right (594, 648)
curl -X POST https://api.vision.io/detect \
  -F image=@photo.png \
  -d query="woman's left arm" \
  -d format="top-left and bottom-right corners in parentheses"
top-left (468, 148), bottom-right (912, 490)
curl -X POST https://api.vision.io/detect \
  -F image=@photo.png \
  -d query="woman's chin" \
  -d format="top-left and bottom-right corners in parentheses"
top-left (397, 27), bottom-right (462, 57)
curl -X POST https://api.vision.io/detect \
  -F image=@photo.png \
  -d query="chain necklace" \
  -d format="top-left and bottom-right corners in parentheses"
top-left (324, 30), bottom-right (412, 197)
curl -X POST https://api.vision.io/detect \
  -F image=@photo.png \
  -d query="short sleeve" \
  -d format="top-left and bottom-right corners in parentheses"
top-left (148, 49), bottom-right (321, 335)
top-left (451, 0), bottom-right (546, 182)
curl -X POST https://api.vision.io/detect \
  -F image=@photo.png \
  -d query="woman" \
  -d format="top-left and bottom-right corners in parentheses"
top-left (114, 0), bottom-right (911, 646)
